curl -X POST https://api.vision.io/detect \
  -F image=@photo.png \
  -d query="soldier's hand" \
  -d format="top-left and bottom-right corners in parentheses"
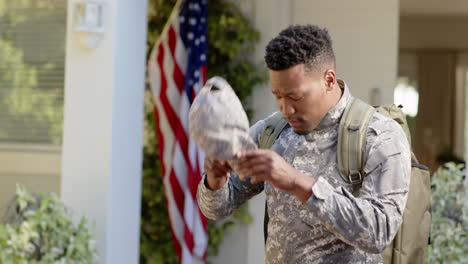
top-left (234, 149), bottom-right (316, 202)
top-left (204, 157), bottom-right (231, 190)
top-left (234, 149), bottom-right (296, 190)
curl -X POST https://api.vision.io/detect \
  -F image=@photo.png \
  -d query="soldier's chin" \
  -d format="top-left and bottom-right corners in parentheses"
top-left (292, 127), bottom-right (311, 135)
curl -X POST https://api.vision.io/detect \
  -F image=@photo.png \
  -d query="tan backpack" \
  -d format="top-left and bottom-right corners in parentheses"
top-left (259, 98), bottom-right (432, 264)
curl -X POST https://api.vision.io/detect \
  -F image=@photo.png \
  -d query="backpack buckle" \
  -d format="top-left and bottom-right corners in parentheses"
top-left (348, 170), bottom-right (362, 184)
top-left (265, 125), bottom-right (275, 136)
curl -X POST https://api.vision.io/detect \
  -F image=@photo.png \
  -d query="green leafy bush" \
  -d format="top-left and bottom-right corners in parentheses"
top-left (426, 163), bottom-right (468, 263)
top-left (140, 0), bottom-right (265, 263)
top-left (0, 185), bottom-right (97, 263)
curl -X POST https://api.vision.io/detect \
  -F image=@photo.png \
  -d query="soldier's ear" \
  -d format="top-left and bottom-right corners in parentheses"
top-left (324, 69), bottom-right (336, 91)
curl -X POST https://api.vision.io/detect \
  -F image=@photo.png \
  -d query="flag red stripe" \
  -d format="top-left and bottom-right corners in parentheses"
top-left (153, 105), bottom-right (166, 178)
top-left (192, 69), bottom-right (208, 232)
top-left (168, 26), bottom-right (185, 93)
top-left (194, 152), bottom-right (208, 231)
top-left (153, 53), bottom-right (187, 259)
top-left (201, 65), bottom-right (207, 87)
top-left (156, 43), bottom-right (199, 202)
top-left (165, 194), bottom-right (182, 262)
top-left (184, 223), bottom-right (195, 257)
top-left (169, 169), bottom-right (197, 254)
top-left (187, 165), bottom-right (200, 204)
top-left (156, 43), bottom-right (189, 163)
top-left (169, 170), bottom-right (185, 218)
top-left (156, 44), bottom-right (190, 166)
top-left (194, 181), bottom-right (207, 231)
top-left (157, 43), bottom-right (190, 262)
top-left (154, 98), bottom-right (186, 257)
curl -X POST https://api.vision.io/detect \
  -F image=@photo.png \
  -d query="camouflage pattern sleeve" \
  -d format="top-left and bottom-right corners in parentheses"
top-left (197, 118), bottom-right (267, 220)
top-left (304, 118), bottom-right (411, 253)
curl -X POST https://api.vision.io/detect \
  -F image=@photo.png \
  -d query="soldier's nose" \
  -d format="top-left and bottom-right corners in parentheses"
top-left (282, 103), bottom-right (296, 117)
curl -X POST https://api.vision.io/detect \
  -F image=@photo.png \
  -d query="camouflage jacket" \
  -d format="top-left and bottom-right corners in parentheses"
top-left (197, 81), bottom-right (411, 264)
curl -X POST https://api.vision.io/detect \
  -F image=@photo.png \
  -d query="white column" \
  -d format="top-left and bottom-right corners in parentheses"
top-left (61, 0), bottom-right (147, 263)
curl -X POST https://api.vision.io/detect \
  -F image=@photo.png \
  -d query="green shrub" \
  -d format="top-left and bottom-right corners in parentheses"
top-left (426, 163), bottom-right (468, 263)
top-left (0, 185), bottom-right (97, 263)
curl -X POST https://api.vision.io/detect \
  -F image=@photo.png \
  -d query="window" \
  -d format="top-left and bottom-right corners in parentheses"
top-left (394, 76), bottom-right (419, 117)
top-left (395, 52), bottom-right (419, 117)
top-left (0, 0), bottom-right (66, 146)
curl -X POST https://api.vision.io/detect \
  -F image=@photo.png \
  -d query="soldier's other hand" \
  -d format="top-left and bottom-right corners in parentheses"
top-left (234, 149), bottom-right (296, 191)
top-left (204, 157), bottom-right (230, 190)
top-left (234, 149), bottom-right (316, 202)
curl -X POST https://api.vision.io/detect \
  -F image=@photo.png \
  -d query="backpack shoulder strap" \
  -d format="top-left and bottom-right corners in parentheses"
top-left (259, 112), bottom-right (288, 244)
top-left (337, 98), bottom-right (375, 195)
top-left (258, 112), bottom-right (288, 149)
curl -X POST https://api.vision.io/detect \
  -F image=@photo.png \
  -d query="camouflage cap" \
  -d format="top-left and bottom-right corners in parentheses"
top-left (189, 76), bottom-right (256, 161)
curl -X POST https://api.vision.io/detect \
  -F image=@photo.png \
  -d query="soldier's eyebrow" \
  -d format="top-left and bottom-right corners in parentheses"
top-left (271, 90), bottom-right (298, 97)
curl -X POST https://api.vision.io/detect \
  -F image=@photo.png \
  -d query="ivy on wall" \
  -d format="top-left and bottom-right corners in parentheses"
top-left (140, 0), bottom-right (266, 263)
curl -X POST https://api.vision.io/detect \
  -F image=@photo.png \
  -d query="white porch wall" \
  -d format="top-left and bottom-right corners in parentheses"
top-left (0, 146), bottom-right (61, 211)
top-left (61, 0), bottom-right (147, 263)
top-left (211, 1), bottom-right (399, 264)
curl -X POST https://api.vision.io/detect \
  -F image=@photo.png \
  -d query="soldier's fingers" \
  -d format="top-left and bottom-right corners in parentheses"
top-left (235, 150), bottom-right (258, 159)
top-left (205, 156), bottom-right (214, 165)
top-left (234, 156), bottom-right (268, 172)
top-left (238, 164), bottom-right (269, 180)
top-left (213, 160), bottom-right (231, 170)
top-left (249, 174), bottom-right (267, 184)
top-left (206, 158), bottom-right (226, 167)
top-left (212, 163), bottom-right (230, 174)
top-left (204, 159), bottom-right (213, 171)
top-left (212, 168), bottom-right (230, 178)
top-left (235, 149), bottom-right (269, 159)
top-left (219, 160), bottom-right (232, 170)
top-left (250, 175), bottom-right (259, 184)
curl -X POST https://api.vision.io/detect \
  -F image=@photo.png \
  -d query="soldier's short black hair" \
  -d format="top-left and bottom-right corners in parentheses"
top-left (265, 24), bottom-right (335, 72)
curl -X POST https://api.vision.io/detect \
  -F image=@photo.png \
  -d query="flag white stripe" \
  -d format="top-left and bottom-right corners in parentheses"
top-left (162, 35), bottom-right (192, 138)
top-left (148, 48), bottom-right (176, 176)
top-left (164, 173), bottom-right (191, 255)
top-left (174, 143), bottom-right (207, 251)
top-left (171, 20), bottom-right (189, 81)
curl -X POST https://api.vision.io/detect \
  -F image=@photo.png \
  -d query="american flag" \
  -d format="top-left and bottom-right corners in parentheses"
top-left (147, 0), bottom-right (208, 263)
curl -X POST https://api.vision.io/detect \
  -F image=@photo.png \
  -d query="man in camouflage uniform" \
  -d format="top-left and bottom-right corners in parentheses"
top-left (197, 25), bottom-right (411, 264)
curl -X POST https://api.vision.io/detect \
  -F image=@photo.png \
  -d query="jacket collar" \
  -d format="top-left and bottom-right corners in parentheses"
top-left (313, 79), bottom-right (352, 132)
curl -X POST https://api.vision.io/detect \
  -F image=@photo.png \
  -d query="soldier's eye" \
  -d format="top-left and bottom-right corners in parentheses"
top-left (290, 95), bottom-right (304, 101)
